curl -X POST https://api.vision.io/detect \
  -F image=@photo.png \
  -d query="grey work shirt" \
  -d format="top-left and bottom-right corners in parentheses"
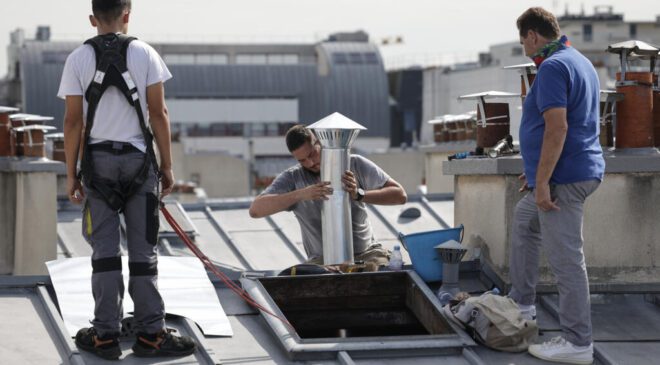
top-left (262, 154), bottom-right (390, 260)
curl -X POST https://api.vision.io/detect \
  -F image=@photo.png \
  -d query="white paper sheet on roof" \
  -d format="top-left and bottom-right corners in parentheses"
top-left (46, 256), bottom-right (233, 337)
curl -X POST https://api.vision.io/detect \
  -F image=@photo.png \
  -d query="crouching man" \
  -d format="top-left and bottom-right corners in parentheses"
top-left (249, 125), bottom-right (407, 266)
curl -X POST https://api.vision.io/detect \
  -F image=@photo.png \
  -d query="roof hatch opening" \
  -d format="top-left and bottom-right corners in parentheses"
top-left (260, 271), bottom-right (450, 339)
top-left (241, 271), bottom-right (473, 360)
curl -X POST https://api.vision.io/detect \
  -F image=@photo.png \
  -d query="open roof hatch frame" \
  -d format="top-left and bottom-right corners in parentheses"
top-left (240, 271), bottom-right (475, 361)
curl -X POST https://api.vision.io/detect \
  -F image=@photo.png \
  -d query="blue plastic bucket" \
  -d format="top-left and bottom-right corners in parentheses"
top-left (398, 225), bottom-right (464, 282)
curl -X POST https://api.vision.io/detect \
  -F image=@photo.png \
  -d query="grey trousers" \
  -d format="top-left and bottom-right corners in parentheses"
top-left (509, 180), bottom-right (600, 346)
top-left (82, 148), bottom-right (164, 337)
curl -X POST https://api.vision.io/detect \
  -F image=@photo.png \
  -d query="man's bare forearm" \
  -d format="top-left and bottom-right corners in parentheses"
top-left (146, 82), bottom-right (172, 170)
top-left (250, 181), bottom-right (333, 218)
top-left (63, 96), bottom-right (84, 178)
top-left (249, 191), bottom-right (301, 218)
top-left (150, 110), bottom-right (172, 170)
top-left (362, 185), bottom-right (407, 205)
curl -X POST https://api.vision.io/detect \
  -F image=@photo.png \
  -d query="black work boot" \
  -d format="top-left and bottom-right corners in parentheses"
top-left (75, 327), bottom-right (121, 360)
top-left (132, 329), bottom-right (196, 357)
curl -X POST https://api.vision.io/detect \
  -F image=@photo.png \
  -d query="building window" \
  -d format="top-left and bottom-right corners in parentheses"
top-left (332, 52), bottom-right (379, 65)
top-left (333, 53), bottom-right (348, 65)
top-left (196, 54), bottom-right (229, 65)
top-left (209, 123), bottom-right (226, 136)
top-left (164, 53), bottom-right (228, 65)
top-left (236, 54), bottom-right (268, 64)
top-left (278, 122), bottom-right (296, 135)
top-left (248, 123), bottom-right (266, 137)
top-left (629, 24), bottom-right (637, 38)
top-left (236, 53), bottom-right (299, 65)
top-left (348, 52), bottom-right (363, 64)
top-left (187, 123), bottom-right (208, 136)
top-left (264, 123), bottom-right (279, 136)
top-left (226, 123), bottom-right (244, 136)
top-left (583, 24), bottom-right (593, 42)
top-left (363, 52), bottom-right (379, 64)
top-left (248, 122), bottom-right (291, 136)
top-left (175, 122), bottom-right (300, 137)
top-left (267, 54), bottom-right (299, 64)
top-left (180, 122), bottom-right (244, 137)
top-left (164, 54), bottom-right (195, 64)
top-left (170, 123), bottom-right (182, 140)
top-left (511, 47), bottom-right (523, 56)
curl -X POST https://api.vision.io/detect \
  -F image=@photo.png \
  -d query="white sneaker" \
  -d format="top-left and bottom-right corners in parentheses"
top-left (528, 336), bottom-right (593, 365)
top-left (519, 303), bottom-right (537, 321)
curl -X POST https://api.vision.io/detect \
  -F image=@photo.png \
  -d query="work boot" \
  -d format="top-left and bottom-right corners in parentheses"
top-left (75, 327), bottom-right (121, 360)
top-left (132, 328), bottom-right (196, 357)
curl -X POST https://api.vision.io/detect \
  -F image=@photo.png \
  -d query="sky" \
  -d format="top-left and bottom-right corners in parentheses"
top-left (1, 0), bottom-right (659, 77)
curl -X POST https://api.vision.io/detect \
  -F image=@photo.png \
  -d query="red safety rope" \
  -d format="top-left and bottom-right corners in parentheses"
top-left (159, 203), bottom-right (294, 330)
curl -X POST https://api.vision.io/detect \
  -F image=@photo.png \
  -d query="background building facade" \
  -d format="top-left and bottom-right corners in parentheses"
top-left (6, 29), bottom-right (391, 195)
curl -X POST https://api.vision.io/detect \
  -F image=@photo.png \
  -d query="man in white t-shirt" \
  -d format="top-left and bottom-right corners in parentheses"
top-left (58, 0), bottom-right (195, 360)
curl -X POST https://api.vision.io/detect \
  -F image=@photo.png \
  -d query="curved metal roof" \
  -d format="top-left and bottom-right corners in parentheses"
top-left (18, 40), bottom-right (390, 136)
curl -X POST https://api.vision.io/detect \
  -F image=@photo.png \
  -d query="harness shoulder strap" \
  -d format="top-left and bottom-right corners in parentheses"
top-left (84, 33), bottom-right (137, 107)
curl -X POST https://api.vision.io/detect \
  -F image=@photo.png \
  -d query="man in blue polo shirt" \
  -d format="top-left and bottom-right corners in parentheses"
top-left (509, 7), bottom-right (604, 365)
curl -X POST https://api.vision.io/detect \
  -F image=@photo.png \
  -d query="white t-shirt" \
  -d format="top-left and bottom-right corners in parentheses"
top-left (57, 37), bottom-right (172, 152)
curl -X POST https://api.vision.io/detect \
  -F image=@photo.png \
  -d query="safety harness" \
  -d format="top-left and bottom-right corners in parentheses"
top-left (80, 33), bottom-right (159, 212)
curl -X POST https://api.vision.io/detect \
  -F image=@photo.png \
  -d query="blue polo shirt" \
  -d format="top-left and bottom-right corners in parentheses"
top-left (520, 46), bottom-right (605, 188)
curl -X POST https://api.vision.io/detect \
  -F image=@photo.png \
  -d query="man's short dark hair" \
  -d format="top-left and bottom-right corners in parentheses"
top-left (517, 7), bottom-right (560, 39)
top-left (92, 0), bottom-right (131, 24)
top-left (285, 124), bottom-right (313, 152)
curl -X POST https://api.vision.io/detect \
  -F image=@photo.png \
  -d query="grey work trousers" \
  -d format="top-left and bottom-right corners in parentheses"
top-left (82, 148), bottom-right (164, 337)
top-left (509, 180), bottom-right (600, 346)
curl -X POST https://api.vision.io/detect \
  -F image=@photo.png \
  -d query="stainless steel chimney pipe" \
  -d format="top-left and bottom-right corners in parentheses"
top-left (308, 112), bottom-right (366, 265)
top-left (435, 240), bottom-right (468, 296)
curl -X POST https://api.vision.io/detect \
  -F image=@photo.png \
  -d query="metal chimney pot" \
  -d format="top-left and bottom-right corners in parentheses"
top-left (435, 240), bottom-right (468, 296)
top-left (308, 112), bottom-right (366, 265)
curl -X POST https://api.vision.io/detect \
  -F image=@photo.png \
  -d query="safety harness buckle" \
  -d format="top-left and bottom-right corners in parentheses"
top-left (93, 70), bottom-right (106, 84)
